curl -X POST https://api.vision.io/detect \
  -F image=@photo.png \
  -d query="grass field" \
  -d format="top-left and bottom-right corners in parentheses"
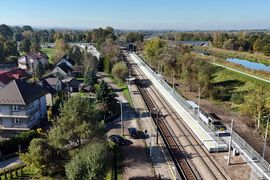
top-left (41, 48), bottom-right (56, 64)
top-left (212, 65), bottom-right (270, 111)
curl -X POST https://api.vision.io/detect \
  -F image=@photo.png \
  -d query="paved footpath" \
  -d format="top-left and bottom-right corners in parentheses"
top-left (0, 156), bottom-right (22, 169)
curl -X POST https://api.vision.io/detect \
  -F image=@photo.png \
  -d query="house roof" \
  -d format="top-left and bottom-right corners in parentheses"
top-left (57, 63), bottom-right (73, 73)
top-left (20, 52), bottom-right (48, 61)
top-left (0, 68), bottom-right (32, 85)
top-left (40, 79), bottom-right (57, 95)
top-left (62, 77), bottom-right (83, 89)
top-left (0, 79), bottom-right (49, 105)
top-left (44, 77), bottom-right (60, 86)
top-left (56, 55), bottom-right (75, 66)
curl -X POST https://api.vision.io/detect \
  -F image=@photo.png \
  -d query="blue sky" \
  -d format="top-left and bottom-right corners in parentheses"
top-left (0, 0), bottom-right (270, 30)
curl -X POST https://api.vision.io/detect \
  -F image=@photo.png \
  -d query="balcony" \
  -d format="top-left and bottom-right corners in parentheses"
top-left (0, 106), bottom-right (39, 118)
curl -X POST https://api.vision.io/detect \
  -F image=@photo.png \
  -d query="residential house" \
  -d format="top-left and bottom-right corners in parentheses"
top-left (55, 55), bottom-right (75, 68)
top-left (39, 78), bottom-right (58, 107)
top-left (49, 63), bottom-right (73, 79)
top-left (0, 80), bottom-right (48, 136)
top-left (62, 77), bottom-right (83, 93)
top-left (0, 68), bottom-right (32, 89)
top-left (18, 52), bottom-right (49, 73)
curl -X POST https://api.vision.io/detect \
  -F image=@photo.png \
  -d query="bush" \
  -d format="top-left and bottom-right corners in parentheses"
top-left (65, 142), bottom-right (109, 180)
top-left (0, 130), bottom-right (39, 156)
top-left (111, 61), bottom-right (128, 82)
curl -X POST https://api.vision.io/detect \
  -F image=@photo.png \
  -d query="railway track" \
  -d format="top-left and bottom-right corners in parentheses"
top-left (125, 53), bottom-right (230, 180)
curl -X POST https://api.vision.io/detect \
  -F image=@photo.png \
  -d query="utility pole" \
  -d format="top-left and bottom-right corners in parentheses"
top-left (263, 116), bottom-right (269, 159)
top-left (156, 109), bottom-right (159, 145)
top-left (198, 85), bottom-right (201, 115)
top-left (172, 71), bottom-right (175, 93)
top-left (227, 118), bottom-right (234, 165)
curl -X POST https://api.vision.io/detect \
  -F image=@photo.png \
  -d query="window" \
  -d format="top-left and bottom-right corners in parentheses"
top-left (29, 102), bottom-right (34, 108)
top-left (31, 115), bottom-right (35, 121)
top-left (0, 118), bottom-right (2, 124)
top-left (12, 105), bottom-right (19, 111)
top-left (14, 118), bottom-right (21, 124)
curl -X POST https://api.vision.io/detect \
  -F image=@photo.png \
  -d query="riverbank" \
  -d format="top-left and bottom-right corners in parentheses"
top-left (193, 51), bottom-right (270, 81)
top-left (194, 46), bottom-right (270, 65)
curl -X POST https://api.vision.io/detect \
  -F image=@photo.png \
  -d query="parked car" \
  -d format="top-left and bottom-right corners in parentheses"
top-left (128, 128), bottom-right (138, 139)
top-left (109, 135), bottom-right (125, 145)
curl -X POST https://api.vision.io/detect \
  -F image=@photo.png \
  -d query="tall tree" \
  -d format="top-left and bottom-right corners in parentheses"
top-left (20, 39), bottom-right (31, 53)
top-left (84, 68), bottom-right (97, 86)
top-left (35, 61), bottom-right (45, 80)
top-left (0, 24), bottom-right (13, 39)
top-left (48, 96), bottom-right (102, 148)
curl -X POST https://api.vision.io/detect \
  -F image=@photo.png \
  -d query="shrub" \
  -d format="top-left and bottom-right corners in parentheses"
top-left (111, 61), bottom-right (128, 82)
top-left (0, 130), bottom-right (39, 156)
top-left (65, 142), bottom-right (109, 180)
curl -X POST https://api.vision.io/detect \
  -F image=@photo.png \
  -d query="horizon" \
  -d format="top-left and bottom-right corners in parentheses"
top-left (1, 0), bottom-right (270, 30)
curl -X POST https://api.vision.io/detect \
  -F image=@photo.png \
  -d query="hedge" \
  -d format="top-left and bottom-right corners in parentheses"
top-left (0, 130), bottom-right (39, 156)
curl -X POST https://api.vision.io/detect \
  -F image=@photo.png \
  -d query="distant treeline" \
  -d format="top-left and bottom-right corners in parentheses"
top-left (0, 24), bottom-right (118, 63)
top-left (162, 31), bottom-right (270, 56)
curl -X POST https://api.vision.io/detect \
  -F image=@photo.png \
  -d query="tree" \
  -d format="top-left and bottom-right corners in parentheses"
top-left (20, 138), bottom-right (66, 176)
top-left (68, 45), bottom-right (83, 64)
top-left (35, 61), bottom-right (45, 80)
top-left (144, 38), bottom-right (166, 66)
top-left (65, 142), bottom-right (109, 180)
top-left (22, 25), bottom-right (33, 32)
top-left (30, 41), bottom-right (41, 52)
top-left (241, 85), bottom-right (269, 129)
top-left (103, 56), bottom-right (111, 73)
top-left (263, 44), bottom-right (270, 56)
top-left (52, 38), bottom-right (69, 63)
top-left (111, 61), bottom-right (128, 82)
top-left (48, 96), bottom-right (102, 148)
top-left (84, 68), bottom-right (97, 86)
top-left (0, 24), bottom-right (13, 39)
top-left (95, 80), bottom-right (110, 104)
top-left (125, 32), bottom-right (143, 43)
top-left (20, 39), bottom-right (31, 53)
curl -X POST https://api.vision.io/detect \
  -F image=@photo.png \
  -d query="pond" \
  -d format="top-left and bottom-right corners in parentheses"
top-left (226, 58), bottom-right (270, 72)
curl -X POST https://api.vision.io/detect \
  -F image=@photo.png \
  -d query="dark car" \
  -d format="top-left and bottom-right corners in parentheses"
top-left (109, 135), bottom-right (125, 145)
top-left (128, 128), bottom-right (138, 138)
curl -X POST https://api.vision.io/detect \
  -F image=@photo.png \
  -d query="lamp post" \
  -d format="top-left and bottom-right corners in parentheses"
top-left (118, 99), bottom-right (124, 135)
top-left (263, 116), bottom-right (270, 159)
top-left (227, 118), bottom-right (234, 165)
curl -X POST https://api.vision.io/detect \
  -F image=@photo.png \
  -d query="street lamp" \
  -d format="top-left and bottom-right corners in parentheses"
top-left (117, 99), bottom-right (124, 135)
top-left (263, 116), bottom-right (269, 159)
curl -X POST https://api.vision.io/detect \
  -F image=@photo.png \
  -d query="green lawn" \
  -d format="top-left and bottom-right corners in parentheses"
top-left (41, 48), bottom-right (56, 64)
top-left (212, 66), bottom-right (270, 111)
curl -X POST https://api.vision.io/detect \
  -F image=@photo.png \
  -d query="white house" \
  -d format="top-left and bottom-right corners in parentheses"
top-left (0, 80), bottom-right (48, 135)
top-left (18, 52), bottom-right (49, 73)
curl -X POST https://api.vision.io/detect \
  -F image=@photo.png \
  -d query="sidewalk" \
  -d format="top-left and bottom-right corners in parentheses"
top-left (0, 156), bottom-right (22, 169)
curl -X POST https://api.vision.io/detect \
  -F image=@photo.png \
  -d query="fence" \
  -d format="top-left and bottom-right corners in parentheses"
top-left (131, 52), bottom-right (270, 179)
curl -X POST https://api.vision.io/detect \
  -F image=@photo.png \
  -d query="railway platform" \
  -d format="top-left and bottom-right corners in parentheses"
top-left (129, 53), bottom-right (228, 153)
